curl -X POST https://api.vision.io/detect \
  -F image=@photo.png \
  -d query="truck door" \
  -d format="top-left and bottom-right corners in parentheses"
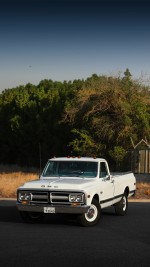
top-left (98, 162), bottom-right (114, 208)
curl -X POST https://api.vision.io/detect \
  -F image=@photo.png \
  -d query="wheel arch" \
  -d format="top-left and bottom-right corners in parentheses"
top-left (92, 194), bottom-right (99, 203)
top-left (124, 186), bottom-right (129, 197)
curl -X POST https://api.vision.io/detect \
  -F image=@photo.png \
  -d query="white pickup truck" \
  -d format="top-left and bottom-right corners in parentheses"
top-left (17, 157), bottom-right (136, 226)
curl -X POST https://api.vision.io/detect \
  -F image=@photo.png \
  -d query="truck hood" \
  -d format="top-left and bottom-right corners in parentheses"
top-left (20, 177), bottom-right (96, 191)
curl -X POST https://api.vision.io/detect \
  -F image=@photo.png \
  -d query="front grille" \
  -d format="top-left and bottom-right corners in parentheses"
top-left (18, 190), bottom-right (85, 205)
top-left (31, 192), bottom-right (49, 204)
top-left (50, 192), bottom-right (70, 204)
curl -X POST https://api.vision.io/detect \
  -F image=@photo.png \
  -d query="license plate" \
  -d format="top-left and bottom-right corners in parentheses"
top-left (44, 207), bottom-right (55, 213)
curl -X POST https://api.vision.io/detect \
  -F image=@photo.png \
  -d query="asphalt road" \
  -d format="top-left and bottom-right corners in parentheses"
top-left (0, 200), bottom-right (150, 267)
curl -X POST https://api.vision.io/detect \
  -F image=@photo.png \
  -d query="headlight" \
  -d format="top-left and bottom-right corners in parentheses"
top-left (18, 192), bottom-right (32, 202)
top-left (69, 194), bottom-right (84, 203)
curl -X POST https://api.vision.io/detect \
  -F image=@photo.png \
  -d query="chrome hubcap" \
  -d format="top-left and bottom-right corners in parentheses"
top-left (85, 204), bottom-right (98, 222)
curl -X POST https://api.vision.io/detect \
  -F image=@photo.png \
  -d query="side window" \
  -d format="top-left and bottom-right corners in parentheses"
top-left (99, 162), bottom-right (108, 178)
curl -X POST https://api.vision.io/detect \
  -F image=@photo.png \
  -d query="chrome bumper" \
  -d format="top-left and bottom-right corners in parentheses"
top-left (16, 202), bottom-right (90, 214)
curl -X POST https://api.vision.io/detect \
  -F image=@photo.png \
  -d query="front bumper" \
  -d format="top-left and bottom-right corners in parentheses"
top-left (16, 202), bottom-right (90, 214)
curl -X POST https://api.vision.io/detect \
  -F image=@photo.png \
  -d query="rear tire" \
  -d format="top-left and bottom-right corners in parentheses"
top-left (78, 199), bottom-right (101, 227)
top-left (19, 211), bottom-right (44, 223)
top-left (114, 194), bottom-right (128, 216)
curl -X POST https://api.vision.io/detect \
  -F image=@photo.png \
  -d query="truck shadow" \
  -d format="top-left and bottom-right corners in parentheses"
top-left (102, 206), bottom-right (116, 216)
top-left (0, 200), bottom-right (119, 225)
top-left (0, 200), bottom-right (79, 226)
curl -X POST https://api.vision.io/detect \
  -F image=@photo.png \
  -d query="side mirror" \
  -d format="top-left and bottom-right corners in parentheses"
top-left (102, 175), bottom-right (110, 181)
top-left (106, 175), bottom-right (110, 180)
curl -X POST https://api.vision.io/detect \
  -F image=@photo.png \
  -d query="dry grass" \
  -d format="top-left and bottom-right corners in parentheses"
top-left (0, 172), bottom-right (38, 198)
top-left (0, 170), bottom-right (150, 199)
top-left (134, 182), bottom-right (150, 199)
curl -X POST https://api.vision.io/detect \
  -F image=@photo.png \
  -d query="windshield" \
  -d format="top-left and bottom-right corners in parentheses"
top-left (42, 160), bottom-right (98, 178)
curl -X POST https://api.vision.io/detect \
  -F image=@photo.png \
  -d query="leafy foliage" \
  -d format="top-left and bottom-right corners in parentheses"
top-left (0, 70), bottom-right (150, 170)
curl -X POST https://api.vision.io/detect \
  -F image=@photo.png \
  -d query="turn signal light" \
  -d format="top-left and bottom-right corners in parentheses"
top-left (71, 203), bottom-right (81, 207)
top-left (22, 200), bottom-right (28, 205)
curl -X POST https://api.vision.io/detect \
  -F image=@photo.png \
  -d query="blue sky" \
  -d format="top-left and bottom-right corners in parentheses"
top-left (0, 0), bottom-right (150, 91)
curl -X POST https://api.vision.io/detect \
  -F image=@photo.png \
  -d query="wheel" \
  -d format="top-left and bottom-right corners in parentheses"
top-left (114, 194), bottom-right (128, 216)
top-left (78, 199), bottom-right (101, 227)
top-left (19, 211), bottom-right (44, 223)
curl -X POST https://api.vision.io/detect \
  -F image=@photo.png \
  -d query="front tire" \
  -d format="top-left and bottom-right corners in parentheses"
top-left (78, 199), bottom-right (101, 227)
top-left (114, 194), bottom-right (128, 216)
top-left (19, 211), bottom-right (44, 223)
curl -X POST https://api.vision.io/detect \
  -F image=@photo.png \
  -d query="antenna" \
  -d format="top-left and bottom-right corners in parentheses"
top-left (39, 142), bottom-right (42, 176)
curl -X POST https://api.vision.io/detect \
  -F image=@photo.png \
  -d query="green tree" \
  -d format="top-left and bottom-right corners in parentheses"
top-left (63, 71), bottom-right (150, 168)
top-left (0, 72), bottom-right (150, 170)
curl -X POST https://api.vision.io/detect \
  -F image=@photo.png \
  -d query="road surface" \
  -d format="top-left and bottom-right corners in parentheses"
top-left (0, 199), bottom-right (150, 267)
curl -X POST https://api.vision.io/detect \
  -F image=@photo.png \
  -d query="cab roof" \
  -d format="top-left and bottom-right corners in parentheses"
top-left (49, 157), bottom-right (106, 162)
